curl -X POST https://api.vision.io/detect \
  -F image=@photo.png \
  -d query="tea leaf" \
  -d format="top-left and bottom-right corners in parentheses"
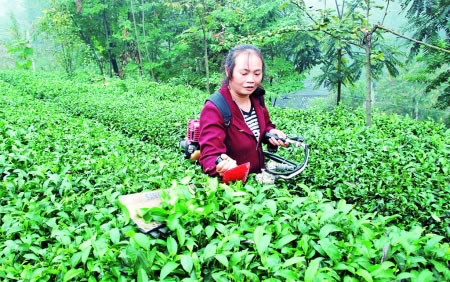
top-left (180, 254), bottom-right (193, 273)
top-left (305, 258), bottom-right (322, 282)
top-left (63, 269), bottom-right (84, 282)
top-left (276, 234), bottom-right (297, 249)
top-left (167, 236), bottom-right (178, 256)
top-left (177, 227), bottom-right (186, 247)
top-left (319, 238), bottom-right (342, 261)
top-left (215, 254), bottom-right (229, 268)
top-left (275, 269), bottom-right (298, 280)
top-left (205, 225), bottom-right (215, 238)
top-left (110, 228), bottom-right (120, 244)
top-left (282, 256), bottom-right (305, 268)
top-left (254, 226), bottom-right (271, 255)
top-left (319, 224), bottom-right (341, 239)
top-left (137, 268), bottom-right (149, 282)
top-left (416, 269), bottom-right (433, 282)
top-left (266, 200), bottom-right (277, 216)
top-left (396, 272), bottom-right (415, 280)
top-left (356, 268), bottom-right (373, 282)
top-left (203, 243), bottom-right (216, 259)
top-left (134, 233), bottom-right (151, 251)
top-left (240, 270), bottom-right (260, 281)
top-left (160, 262), bottom-right (179, 280)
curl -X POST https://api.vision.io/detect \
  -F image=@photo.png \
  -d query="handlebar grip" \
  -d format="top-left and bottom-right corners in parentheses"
top-left (265, 133), bottom-right (305, 144)
top-left (265, 132), bottom-right (287, 142)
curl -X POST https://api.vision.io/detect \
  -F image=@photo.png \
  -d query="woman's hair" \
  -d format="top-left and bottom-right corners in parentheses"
top-left (224, 44), bottom-right (265, 85)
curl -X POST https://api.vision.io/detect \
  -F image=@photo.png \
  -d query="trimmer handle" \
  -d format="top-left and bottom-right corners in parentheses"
top-left (265, 132), bottom-right (287, 142)
top-left (264, 133), bottom-right (305, 144)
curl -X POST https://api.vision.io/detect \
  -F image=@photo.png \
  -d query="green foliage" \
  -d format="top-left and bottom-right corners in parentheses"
top-left (314, 39), bottom-right (363, 90)
top-left (0, 71), bottom-right (207, 147)
top-left (339, 61), bottom-right (449, 124)
top-left (0, 79), bottom-right (198, 280)
top-left (272, 106), bottom-right (449, 236)
top-left (400, 0), bottom-right (450, 110)
top-left (264, 57), bottom-right (305, 102)
top-left (137, 178), bottom-right (449, 280)
top-left (0, 70), bottom-right (449, 280)
top-left (38, 3), bottom-right (90, 75)
top-left (6, 40), bottom-right (33, 70)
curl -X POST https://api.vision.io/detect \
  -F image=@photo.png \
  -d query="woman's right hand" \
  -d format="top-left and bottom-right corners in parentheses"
top-left (216, 154), bottom-right (237, 176)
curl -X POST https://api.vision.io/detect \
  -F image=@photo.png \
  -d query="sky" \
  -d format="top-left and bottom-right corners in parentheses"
top-left (0, 0), bottom-right (27, 41)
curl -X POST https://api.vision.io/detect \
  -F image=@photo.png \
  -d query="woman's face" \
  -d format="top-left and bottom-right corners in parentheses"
top-left (227, 51), bottom-right (263, 97)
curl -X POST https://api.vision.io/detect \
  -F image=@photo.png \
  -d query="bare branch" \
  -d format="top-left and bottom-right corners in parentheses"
top-left (381, 0), bottom-right (389, 26)
top-left (334, 0), bottom-right (341, 19)
top-left (290, 1), bottom-right (362, 48)
top-left (375, 24), bottom-right (450, 54)
top-left (366, 0), bottom-right (370, 29)
top-left (291, 0), bottom-right (319, 26)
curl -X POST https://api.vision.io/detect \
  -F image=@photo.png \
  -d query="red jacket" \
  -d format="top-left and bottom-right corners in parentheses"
top-left (199, 82), bottom-right (276, 176)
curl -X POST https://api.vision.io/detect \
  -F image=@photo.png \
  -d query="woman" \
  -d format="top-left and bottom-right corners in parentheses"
top-left (199, 44), bottom-right (288, 177)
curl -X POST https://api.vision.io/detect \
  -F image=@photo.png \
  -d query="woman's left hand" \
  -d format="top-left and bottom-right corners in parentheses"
top-left (268, 129), bottom-right (289, 147)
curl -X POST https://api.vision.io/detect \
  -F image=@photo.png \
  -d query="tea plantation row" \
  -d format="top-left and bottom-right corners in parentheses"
top-left (0, 72), bottom-right (449, 281)
top-left (0, 80), bottom-right (207, 280)
top-left (1, 70), bottom-right (448, 236)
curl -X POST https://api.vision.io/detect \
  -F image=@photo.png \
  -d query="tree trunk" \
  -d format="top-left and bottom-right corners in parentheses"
top-left (200, 0), bottom-right (210, 93)
top-left (365, 38), bottom-right (372, 127)
top-left (26, 30), bottom-right (35, 72)
top-left (371, 81), bottom-right (375, 109)
top-left (60, 42), bottom-right (72, 75)
top-left (141, 0), bottom-right (155, 80)
top-left (364, 0), bottom-right (372, 127)
top-left (414, 97), bottom-right (419, 120)
top-left (102, 1), bottom-right (114, 77)
top-left (111, 56), bottom-right (119, 75)
top-left (72, 16), bottom-right (104, 75)
top-left (202, 31), bottom-right (210, 93)
top-left (130, 0), bottom-right (143, 77)
top-left (336, 48), bottom-right (342, 105)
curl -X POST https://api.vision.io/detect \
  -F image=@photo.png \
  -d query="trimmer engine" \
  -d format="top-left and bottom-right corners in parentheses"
top-left (179, 120), bottom-right (201, 160)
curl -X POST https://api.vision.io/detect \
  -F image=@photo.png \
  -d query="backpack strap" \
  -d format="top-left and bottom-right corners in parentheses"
top-left (253, 86), bottom-right (265, 107)
top-left (258, 95), bottom-right (265, 107)
top-left (207, 92), bottom-right (232, 128)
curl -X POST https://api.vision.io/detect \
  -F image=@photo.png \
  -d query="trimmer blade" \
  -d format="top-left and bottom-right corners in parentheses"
top-left (222, 162), bottom-right (251, 184)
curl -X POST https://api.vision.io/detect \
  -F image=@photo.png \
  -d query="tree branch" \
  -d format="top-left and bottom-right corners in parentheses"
top-left (380, 0), bottom-right (389, 26)
top-left (291, 0), bottom-right (319, 26)
top-left (334, 0), bottom-right (341, 19)
top-left (290, 1), bottom-right (361, 48)
top-left (375, 24), bottom-right (450, 54)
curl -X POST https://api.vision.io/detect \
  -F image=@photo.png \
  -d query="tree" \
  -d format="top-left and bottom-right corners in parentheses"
top-left (6, 12), bottom-right (34, 70)
top-left (401, 0), bottom-right (450, 110)
top-left (290, 0), bottom-right (413, 125)
top-left (39, 3), bottom-right (90, 75)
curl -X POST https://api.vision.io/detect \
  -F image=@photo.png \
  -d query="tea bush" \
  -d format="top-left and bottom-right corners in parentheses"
top-left (1, 70), bottom-right (448, 236)
top-left (270, 107), bottom-right (449, 236)
top-left (0, 81), bottom-right (203, 280)
top-left (0, 71), bottom-right (207, 147)
top-left (0, 71), bottom-right (449, 281)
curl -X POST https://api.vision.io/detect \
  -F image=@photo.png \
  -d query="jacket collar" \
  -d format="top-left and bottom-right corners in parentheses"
top-left (218, 81), bottom-right (266, 141)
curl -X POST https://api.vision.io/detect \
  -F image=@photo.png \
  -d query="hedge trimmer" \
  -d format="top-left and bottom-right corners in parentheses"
top-left (179, 120), bottom-right (309, 184)
top-left (120, 123), bottom-right (309, 237)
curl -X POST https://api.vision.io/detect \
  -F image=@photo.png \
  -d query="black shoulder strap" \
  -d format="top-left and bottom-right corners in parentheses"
top-left (258, 95), bottom-right (265, 107)
top-left (207, 92), bottom-right (232, 128)
top-left (253, 87), bottom-right (265, 107)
